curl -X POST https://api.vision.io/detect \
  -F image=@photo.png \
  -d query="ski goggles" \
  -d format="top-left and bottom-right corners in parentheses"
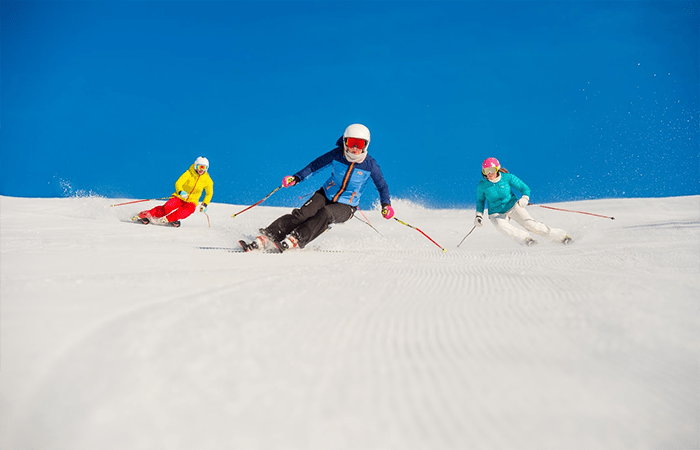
top-left (345, 137), bottom-right (367, 150)
top-left (482, 166), bottom-right (499, 175)
top-left (196, 164), bottom-right (208, 172)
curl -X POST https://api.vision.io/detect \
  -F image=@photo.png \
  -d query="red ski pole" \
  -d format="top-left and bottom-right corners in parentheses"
top-left (110, 197), bottom-right (169, 207)
top-left (394, 217), bottom-right (446, 253)
top-left (231, 185), bottom-right (283, 218)
top-left (529, 203), bottom-right (615, 220)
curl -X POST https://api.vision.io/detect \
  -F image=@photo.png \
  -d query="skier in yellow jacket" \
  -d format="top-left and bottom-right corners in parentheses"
top-left (133, 156), bottom-right (214, 227)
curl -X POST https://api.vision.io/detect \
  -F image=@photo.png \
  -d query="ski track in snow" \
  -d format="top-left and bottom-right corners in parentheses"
top-left (1, 195), bottom-right (699, 450)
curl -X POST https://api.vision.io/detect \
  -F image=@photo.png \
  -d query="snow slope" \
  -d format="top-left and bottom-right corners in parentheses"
top-left (1, 195), bottom-right (698, 450)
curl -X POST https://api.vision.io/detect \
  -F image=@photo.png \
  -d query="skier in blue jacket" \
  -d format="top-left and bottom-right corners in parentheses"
top-left (475, 157), bottom-right (572, 246)
top-left (244, 124), bottom-right (393, 252)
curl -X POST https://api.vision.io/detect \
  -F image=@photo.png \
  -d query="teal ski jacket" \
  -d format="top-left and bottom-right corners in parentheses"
top-left (476, 172), bottom-right (531, 215)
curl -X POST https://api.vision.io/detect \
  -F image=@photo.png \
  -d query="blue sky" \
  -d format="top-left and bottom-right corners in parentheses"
top-left (2, 1), bottom-right (698, 210)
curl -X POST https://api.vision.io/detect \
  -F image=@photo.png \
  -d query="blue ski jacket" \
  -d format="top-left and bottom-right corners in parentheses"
top-left (476, 172), bottom-right (531, 215)
top-left (294, 138), bottom-right (391, 207)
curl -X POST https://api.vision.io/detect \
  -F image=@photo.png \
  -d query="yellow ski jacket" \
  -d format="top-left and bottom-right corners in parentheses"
top-left (173, 165), bottom-right (214, 205)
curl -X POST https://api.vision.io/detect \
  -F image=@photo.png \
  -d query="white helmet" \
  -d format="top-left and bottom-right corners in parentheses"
top-left (194, 156), bottom-right (209, 171)
top-left (343, 123), bottom-right (370, 144)
top-left (342, 124), bottom-right (370, 163)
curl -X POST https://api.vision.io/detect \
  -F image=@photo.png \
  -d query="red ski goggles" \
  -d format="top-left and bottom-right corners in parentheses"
top-left (483, 166), bottom-right (499, 175)
top-left (196, 164), bottom-right (208, 172)
top-left (345, 137), bottom-right (367, 150)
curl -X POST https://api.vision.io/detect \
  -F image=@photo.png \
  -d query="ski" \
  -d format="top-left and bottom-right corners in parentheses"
top-left (126, 216), bottom-right (180, 227)
top-left (156, 220), bottom-right (181, 228)
top-left (197, 246), bottom-right (245, 253)
top-left (197, 245), bottom-right (363, 254)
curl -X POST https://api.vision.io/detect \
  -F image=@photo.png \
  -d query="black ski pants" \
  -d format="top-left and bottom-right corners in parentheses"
top-left (263, 188), bottom-right (356, 248)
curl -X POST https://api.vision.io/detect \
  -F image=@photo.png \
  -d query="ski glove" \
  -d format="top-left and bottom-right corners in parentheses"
top-left (200, 203), bottom-right (208, 213)
top-left (474, 213), bottom-right (483, 227)
top-left (381, 203), bottom-right (394, 220)
top-left (517, 195), bottom-right (530, 207)
top-left (178, 190), bottom-right (189, 200)
top-left (283, 175), bottom-right (300, 188)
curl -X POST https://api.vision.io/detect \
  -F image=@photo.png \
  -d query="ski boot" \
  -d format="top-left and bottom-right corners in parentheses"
top-left (561, 235), bottom-right (573, 245)
top-left (239, 234), bottom-right (274, 252)
top-left (158, 217), bottom-right (181, 227)
top-left (258, 228), bottom-right (285, 252)
top-left (133, 211), bottom-right (153, 224)
top-left (238, 240), bottom-right (258, 252)
top-left (279, 235), bottom-right (299, 252)
top-left (524, 237), bottom-right (538, 246)
top-left (238, 239), bottom-right (259, 252)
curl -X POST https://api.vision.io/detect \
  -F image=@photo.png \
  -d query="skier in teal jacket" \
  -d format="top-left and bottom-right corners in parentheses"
top-left (475, 157), bottom-right (572, 246)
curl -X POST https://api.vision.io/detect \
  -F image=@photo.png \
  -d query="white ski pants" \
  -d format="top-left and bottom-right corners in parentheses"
top-left (489, 203), bottom-right (568, 244)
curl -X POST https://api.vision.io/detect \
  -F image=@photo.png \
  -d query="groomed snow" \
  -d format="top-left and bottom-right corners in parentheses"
top-left (1, 195), bottom-right (698, 450)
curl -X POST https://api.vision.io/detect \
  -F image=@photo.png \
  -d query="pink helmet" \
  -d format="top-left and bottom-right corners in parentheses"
top-left (482, 157), bottom-right (500, 174)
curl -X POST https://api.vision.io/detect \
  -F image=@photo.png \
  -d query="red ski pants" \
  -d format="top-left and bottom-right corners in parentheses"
top-left (142, 197), bottom-right (196, 222)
